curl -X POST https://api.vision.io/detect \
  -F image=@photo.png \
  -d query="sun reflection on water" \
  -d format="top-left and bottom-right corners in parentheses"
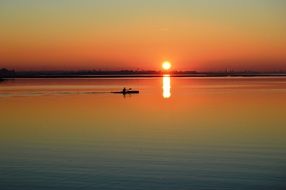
top-left (163, 74), bottom-right (171, 99)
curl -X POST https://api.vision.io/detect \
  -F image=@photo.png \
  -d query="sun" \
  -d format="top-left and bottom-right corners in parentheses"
top-left (162, 61), bottom-right (172, 71)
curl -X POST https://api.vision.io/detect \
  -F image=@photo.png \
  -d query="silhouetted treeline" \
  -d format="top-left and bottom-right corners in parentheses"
top-left (1, 68), bottom-right (286, 78)
top-left (0, 68), bottom-right (15, 78)
top-left (13, 70), bottom-right (161, 78)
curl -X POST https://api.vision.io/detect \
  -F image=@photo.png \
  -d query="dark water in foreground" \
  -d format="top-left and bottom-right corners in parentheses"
top-left (0, 77), bottom-right (286, 190)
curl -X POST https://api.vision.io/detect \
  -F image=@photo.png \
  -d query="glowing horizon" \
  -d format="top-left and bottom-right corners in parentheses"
top-left (0, 0), bottom-right (286, 71)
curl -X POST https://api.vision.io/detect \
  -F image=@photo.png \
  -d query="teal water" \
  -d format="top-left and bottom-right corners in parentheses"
top-left (0, 77), bottom-right (286, 189)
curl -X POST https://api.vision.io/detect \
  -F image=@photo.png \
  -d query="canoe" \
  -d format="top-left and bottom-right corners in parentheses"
top-left (112, 90), bottom-right (139, 94)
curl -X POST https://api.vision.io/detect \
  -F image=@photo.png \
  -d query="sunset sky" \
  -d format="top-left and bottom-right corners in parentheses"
top-left (0, 0), bottom-right (285, 71)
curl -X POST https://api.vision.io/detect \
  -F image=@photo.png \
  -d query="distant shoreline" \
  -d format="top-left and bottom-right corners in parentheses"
top-left (2, 73), bottom-right (286, 79)
top-left (1, 68), bottom-right (286, 79)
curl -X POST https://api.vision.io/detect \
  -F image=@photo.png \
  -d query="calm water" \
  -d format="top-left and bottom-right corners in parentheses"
top-left (0, 77), bottom-right (286, 190)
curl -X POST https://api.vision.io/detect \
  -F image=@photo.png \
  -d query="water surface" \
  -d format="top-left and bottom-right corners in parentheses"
top-left (0, 77), bottom-right (286, 190)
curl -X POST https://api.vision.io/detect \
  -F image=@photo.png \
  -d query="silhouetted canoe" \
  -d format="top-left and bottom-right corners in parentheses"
top-left (112, 90), bottom-right (139, 94)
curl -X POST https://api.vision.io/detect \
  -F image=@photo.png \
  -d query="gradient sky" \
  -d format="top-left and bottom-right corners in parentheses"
top-left (0, 0), bottom-right (286, 71)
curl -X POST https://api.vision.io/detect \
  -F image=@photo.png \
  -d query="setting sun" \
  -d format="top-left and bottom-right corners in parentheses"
top-left (162, 61), bottom-right (172, 71)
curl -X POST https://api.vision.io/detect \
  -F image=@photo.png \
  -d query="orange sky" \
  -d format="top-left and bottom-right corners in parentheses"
top-left (0, 0), bottom-right (286, 71)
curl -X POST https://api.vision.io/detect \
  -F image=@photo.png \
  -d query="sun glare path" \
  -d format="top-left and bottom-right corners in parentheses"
top-left (163, 74), bottom-right (171, 99)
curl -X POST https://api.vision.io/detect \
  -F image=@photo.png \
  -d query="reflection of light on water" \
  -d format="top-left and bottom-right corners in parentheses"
top-left (163, 74), bottom-right (171, 99)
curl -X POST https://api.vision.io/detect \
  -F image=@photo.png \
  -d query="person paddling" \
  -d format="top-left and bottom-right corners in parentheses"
top-left (122, 87), bottom-right (127, 94)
